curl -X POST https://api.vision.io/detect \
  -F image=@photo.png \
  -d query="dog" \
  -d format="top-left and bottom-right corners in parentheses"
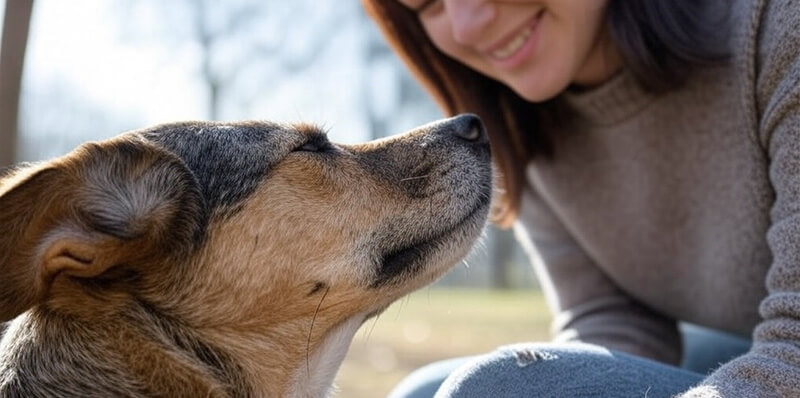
top-left (0, 114), bottom-right (492, 397)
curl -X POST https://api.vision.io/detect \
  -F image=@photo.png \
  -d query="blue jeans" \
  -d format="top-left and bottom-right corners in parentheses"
top-left (388, 323), bottom-right (750, 398)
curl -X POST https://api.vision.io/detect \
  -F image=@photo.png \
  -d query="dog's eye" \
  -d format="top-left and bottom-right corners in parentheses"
top-left (298, 142), bottom-right (324, 152)
top-left (295, 137), bottom-right (333, 153)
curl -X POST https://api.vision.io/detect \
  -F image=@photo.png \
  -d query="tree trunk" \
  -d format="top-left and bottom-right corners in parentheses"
top-left (0, 0), bottom-right (34, 337)
top-left (490, 228), bottom-right (516, 289)
top-left (0, 0), bottom-right (34, 169)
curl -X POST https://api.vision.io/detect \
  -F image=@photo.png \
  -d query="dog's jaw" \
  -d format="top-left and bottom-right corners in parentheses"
top-left (284, 313), bottom-right (367, 398)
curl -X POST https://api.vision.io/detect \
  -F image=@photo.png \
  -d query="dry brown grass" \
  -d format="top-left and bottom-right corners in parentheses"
top-left (335, 288), bottom-right (549, 397)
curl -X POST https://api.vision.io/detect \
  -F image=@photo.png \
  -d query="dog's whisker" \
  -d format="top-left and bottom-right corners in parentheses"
top-left (364, 312), bottom-right (382, 344)
top-left (400, 174), bottom-right (430, 182)
top-left (393, 295), bottom-right (410, 321)
top-left (306, 285), bottom-right (330, 377)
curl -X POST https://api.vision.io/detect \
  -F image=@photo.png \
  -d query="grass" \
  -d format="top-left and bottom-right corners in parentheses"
top-left (335, 288), bottom-right (550, 398)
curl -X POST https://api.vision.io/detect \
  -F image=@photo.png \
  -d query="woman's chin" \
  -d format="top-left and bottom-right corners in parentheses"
top-left (509, 77), bottom-right (571, 103)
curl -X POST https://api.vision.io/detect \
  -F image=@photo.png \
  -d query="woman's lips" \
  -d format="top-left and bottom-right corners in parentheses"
top-left (484, 10), bottom-right (544, 69)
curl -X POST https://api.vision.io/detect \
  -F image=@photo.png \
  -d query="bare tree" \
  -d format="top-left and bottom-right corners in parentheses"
top-left (0, 0), bottom-right (35, 169)
top-left (188, 0), bottom-right (262, 119)
top-left (489, 228), bottom-right (518, 289)
top-left (120, 0), bottom-right (347, 120)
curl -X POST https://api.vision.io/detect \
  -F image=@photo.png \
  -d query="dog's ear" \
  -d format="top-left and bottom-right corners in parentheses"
top-left (0, 136), bottom-right (206, 322)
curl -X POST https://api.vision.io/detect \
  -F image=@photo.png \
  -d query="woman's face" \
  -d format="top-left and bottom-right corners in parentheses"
top-left (398, 0), bottom-right (621, 102)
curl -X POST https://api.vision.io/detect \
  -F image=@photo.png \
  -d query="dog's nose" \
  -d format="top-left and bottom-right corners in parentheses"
top-left (447, 114), bottom-right (489, 145)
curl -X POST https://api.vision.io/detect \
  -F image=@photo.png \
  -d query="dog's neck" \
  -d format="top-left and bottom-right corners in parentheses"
top-left (284, 314), bottom-right (366, 398)
top-left (140, 300), bottom-right (368, 398)
top-left (137, 302), bottom-right (366, 397)
top-left (1, 298), bottom-right (367, 398)
top-left (1, 307), bottom-right (238, 397)
top-left (132, 300), bottom-right (255, 397)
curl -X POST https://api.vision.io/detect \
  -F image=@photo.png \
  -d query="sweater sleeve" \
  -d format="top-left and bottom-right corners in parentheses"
top-left (680, 1), bottom-right (800, 396)
top-left (515, 184), bottom-right (682, 365)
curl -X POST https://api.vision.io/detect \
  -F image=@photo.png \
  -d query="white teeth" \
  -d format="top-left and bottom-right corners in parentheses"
top-left (491, 26), bottom-right (532, 60)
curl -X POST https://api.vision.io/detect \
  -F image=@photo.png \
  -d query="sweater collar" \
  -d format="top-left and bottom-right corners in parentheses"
top-left (560, 69), bottom-right (653, 126)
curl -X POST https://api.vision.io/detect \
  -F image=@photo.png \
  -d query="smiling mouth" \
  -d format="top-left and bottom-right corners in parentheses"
top-left (486, 10), bottom-right (545, 61)
top-left (371, 194), bottom-right (491, 288)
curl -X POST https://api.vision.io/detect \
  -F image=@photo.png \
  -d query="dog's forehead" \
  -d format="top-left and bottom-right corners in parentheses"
top-left (140, 121), bottom-right (293, 153)
top-left (136, 121), bottom-right (306, 215)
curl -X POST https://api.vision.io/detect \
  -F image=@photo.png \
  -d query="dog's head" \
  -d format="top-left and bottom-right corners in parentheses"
top-left (0, 114), bottom-right (491, 395)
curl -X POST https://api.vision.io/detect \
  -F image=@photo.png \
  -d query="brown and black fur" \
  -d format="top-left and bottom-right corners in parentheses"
top-left (0, 115), bottom-right (492, 397)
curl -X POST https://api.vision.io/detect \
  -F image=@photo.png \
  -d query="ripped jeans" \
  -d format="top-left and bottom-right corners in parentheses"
top-left (388, 324), bottom-right (750, 398)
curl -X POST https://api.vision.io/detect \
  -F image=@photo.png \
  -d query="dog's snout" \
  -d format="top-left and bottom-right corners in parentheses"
top-left (446, 114), bottom-right (488, 145)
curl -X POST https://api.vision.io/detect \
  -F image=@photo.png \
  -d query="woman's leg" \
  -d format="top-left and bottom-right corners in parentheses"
top-left (387, 358), bottom-right (474, 398)
top-left (679, 323), bottom-right (751, 374)
top-left (434, 343), bottom-right (703, 398)
top-left (386, 323), bottom-right (751, 398)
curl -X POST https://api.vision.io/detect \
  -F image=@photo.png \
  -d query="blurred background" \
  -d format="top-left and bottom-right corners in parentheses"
top-left (0, 1), bottom-right (549, 396)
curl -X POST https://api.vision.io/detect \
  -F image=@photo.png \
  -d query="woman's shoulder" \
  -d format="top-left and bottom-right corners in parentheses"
top-left (746, 0), bottom-right (800, 76)
top-left (752, 0), bottom-right (800, 45)
top-left (727, 0), bottom-right (798, 79)
top-left (731, 0), bottom-right (799, 49)
top-left (729, 0), bottom-right (800, 145)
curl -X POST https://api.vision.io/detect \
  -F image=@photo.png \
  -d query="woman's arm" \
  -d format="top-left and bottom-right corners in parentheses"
top-left (515, 184), bottom-right (682, 365)
top-left (681, 1), bottom-right (800, 396)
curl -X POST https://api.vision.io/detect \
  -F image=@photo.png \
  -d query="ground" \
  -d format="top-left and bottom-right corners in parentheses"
top-left (336, 288), bottom-right (550, 398)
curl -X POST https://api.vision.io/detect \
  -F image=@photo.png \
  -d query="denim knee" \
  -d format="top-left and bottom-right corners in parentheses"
top-left (434, 343), bottom-right (703, 398)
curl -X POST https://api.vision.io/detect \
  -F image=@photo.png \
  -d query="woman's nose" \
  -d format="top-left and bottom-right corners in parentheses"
top-left (445, 0), bottom-right (496, 45)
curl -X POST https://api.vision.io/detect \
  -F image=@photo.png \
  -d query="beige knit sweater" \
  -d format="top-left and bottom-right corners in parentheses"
top-left (514, 0), bottom-right (800, 396)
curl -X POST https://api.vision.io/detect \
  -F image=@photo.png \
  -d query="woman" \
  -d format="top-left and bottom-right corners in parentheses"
top-left (362, 0), bottom-right (800, 397)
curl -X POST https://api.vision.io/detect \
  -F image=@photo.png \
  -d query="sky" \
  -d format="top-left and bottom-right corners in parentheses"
top-left (16, 0), bottom-right (438, 161)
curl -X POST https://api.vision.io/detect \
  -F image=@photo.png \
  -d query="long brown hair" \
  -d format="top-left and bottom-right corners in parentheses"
top-left (362, 0), bottom-right (729, 227)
